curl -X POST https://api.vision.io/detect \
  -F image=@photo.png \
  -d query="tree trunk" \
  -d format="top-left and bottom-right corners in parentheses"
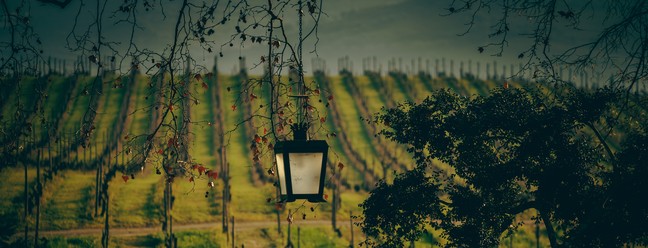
top-left (540, 209), bottom-right (560, 248)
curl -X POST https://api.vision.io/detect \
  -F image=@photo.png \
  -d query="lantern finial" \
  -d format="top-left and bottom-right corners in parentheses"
top-left (291, 122), bottom-right (309, 140)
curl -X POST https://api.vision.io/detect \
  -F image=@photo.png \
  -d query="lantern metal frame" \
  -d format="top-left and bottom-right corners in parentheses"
top-left (274, 138), bottom-right (328, 203)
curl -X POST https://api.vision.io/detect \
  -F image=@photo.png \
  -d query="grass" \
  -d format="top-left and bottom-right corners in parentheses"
top-left (354, 75), bottom-right (415, 172)
top-left (292, 226), bottom-right (350, 247)
top-left (328, 76), bottom-right (384, 179)
top-left (124, 74), bottom-right (154, 149)
top-left (90, 75), bottom-right (128, 153)
top-left (222, 76), bottom-right (276, 220)
top-left (36, 75), bottom-right (69, 140)
top-left (0, 72), bottom-right (581, 247)
top-left (109, 169), bottom-right (163, 227)
top-left (41, 170), bottom-right (97, 230)
top-left (389, 75), bottom-right (417, 103)
top-left (1, 76), bottom-right (39, 125)
top-left (310, 76), bottom-right (364, 188)
top-left (60, 76), bottom-right (93, 131)
top-left (0, 166), bottom-right (37, 210)
top-left (171, 176), bottom-right (221, 224)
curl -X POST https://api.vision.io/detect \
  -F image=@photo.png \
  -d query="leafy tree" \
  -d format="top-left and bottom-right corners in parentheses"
top-left (359, 85), bottom-right (648, 247)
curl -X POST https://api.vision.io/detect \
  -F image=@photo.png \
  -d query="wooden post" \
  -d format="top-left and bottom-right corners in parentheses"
top-left (102, 193), bottom-right (109, 248)
top-left (287, 209), bottom-right (292, 247)
top-left (411, 59), bottom-right (415, 76)
top-left (459, 61), bottom-right (464, 78)
top-left (57, 134), bottom-right (62, 168)
top-left (165, 177), bottom-right (171, 248)
top-left (221, 147), bottom-right (229, 233)
top-left (276, 185), bottom-right (282, 235)
top-left (486, 63), bottom-right (491, 79)
top-left (67, 130), bottom-right (71, 165)
top-left (468, 60), bottom-right (472, 75)
top-left (450, 59), bottom-right (454, 77)
top-left (35, 149), bottom-right (41, 247)
top-left (48, 131), bottom-right (52, 173)
top-left (170, 179), bottom-right (174, 248)
top-left (297, 227), bottom-right (301, 248)
top-left (442, 58), bottom-right (446, 74)
top-left (363, 57), bottom-right (367, 72)
top-left (22, 137), bottom-right (28, 246)
top-left (231, 216), bottom-right (235, 248)
top-left (95, 149), bottom-right (101, 217)
top-left (350, 211), bottom-right (354, 248)
top-left (535, 219), bottom-right (540, 248)
top-left (373, 56), bottom-right (378, 72)
top-left (84, 138), bottom-right (87, 164)
top-left (332, 174), bottom-right (337, 231)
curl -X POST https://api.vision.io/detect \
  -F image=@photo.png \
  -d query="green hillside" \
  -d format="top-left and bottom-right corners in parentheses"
top-left (0, 67), bottom-right (557, 247)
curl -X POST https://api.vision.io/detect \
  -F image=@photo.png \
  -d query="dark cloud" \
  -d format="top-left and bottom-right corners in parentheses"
top-left (2, 0), bottom-right (606, 75)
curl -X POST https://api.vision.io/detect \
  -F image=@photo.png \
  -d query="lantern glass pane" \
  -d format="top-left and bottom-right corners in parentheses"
top-left (275, 153), bottom-right (287, 195)
top-left (288, 152), bottom-right (323, 194)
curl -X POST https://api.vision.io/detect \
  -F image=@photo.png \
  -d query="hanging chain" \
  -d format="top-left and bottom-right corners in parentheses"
top-left (298, 0), bottom-right (303, 74)
top-left (298, 0), bottom-right (305, 125)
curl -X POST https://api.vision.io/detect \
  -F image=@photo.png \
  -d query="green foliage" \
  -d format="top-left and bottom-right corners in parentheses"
top-left (0, 209), bottom-right (20, 246)
top-left (359, 169), bottom-right (440, 247)
top-left (361, 86), bottom-right (648, 247)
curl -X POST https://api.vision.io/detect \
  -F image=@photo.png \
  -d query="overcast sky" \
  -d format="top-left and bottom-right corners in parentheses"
top-left (2, 0), bottom-right (603, 76)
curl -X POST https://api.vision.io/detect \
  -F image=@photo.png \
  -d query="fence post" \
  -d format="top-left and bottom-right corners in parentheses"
top-left (350, 211), bottom-right (354, 248)
top-left (459, 61), bottom-right (464, 78)
top-left (35, 150), bottom-right (41, 247)
top-left (442, 57), bottom-right (447, 74)
top-left (231, 216), bottom-right (235, 248)
top-left (23, 137), bottom-right (28, 246)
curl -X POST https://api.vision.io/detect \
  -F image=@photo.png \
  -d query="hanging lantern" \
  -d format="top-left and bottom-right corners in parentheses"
top-left (274, 123), bottom-right (328, 202)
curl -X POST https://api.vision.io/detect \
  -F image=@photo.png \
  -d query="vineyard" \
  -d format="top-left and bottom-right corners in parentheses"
top-left (0, 56), bottom-right (623, 248)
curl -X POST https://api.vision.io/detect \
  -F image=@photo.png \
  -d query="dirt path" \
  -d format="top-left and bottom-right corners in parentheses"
top-left (33, 220), bottom-right (340, 237)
